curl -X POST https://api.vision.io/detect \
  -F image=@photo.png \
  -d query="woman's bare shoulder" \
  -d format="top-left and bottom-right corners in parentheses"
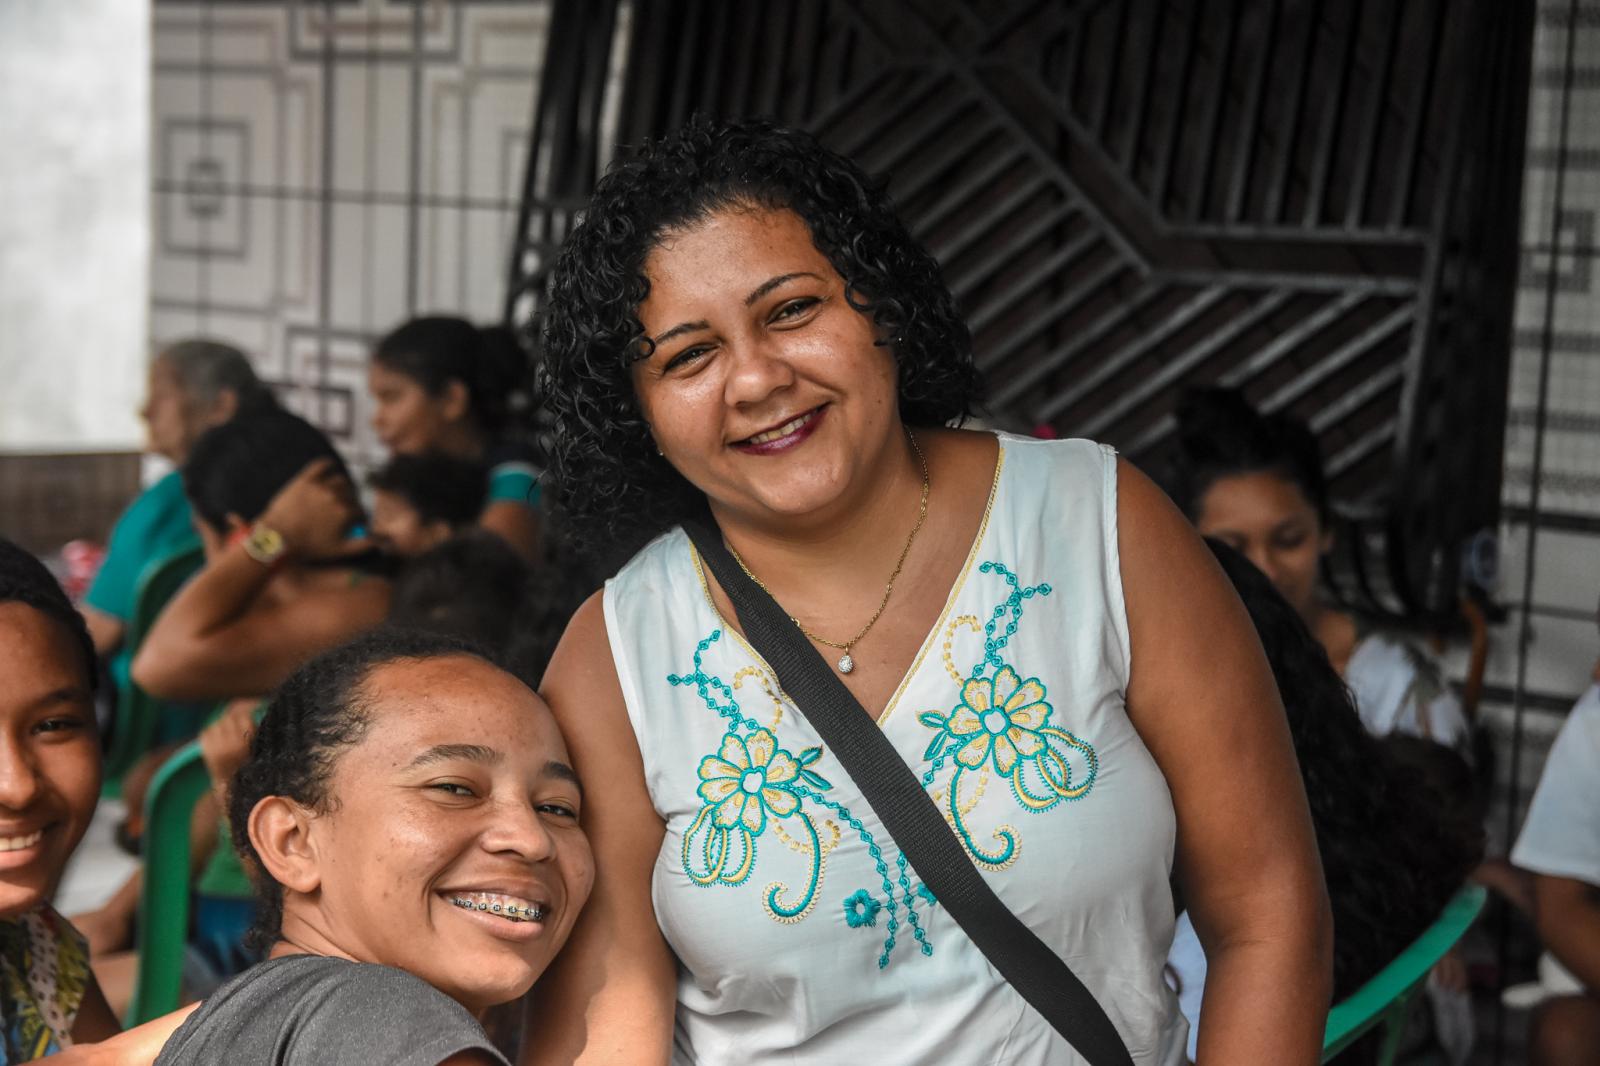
top-left (541, 590), bottom-right (634, 746)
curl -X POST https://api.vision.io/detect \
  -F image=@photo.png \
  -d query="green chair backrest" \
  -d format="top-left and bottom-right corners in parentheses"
top-left (126, 740), bottom-right (211, 1027)
top-left (1321, 884), bottom-right (1488, 1064)
top-left (103, 543), bottom-right (204, 793)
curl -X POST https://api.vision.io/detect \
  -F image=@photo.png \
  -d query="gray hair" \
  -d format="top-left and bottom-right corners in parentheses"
top-left (159, 338), bottom-right (275, 413)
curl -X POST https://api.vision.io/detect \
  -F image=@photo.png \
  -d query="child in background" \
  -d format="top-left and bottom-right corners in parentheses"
top-left (369, 453), bottom-right (489, 561)
top-left (388, 530), bottom-right (529, 651)
top-left (0, 538), bottom-right (121, 1055)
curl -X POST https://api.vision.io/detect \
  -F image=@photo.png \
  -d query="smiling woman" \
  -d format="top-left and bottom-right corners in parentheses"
top-left (527, 117), bottom-right (1332, 1066)
top-left (151, 628), bottom-right (594, 1066)
top-left (0, 539), bottom-right (121, 1058)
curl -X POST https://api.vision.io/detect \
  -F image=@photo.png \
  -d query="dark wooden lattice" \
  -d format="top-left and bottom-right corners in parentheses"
top-left (506, 0), bottom-right (1534, 622)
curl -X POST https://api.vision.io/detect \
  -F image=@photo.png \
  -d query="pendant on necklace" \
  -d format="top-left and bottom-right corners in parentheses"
top-left (837, 653), bottom-right (855, 674)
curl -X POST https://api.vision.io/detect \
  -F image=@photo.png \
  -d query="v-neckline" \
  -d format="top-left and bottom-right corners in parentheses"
top-left (686, 437), bottom-right (1009, 728)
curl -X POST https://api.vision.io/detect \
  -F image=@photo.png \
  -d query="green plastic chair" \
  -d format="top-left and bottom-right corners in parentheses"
top-left (104, 543), bottom-right (204, 794)
top-left (126, 740), bottom-right (210, 1026)
top-left (1321, 884), bottom-right (1488, 1063)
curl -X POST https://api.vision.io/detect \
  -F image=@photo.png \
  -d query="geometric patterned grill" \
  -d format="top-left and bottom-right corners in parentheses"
top-left (508, 0), bottom-right (1535, 620)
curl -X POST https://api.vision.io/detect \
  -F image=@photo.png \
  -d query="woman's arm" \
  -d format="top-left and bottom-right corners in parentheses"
top-left (131, 557), bottom-right (387, 700)
top-left (1534, 874), bottom-right (1600, 989)
top-left (1116, 458), bottom-right (1332, 1064)
top-left (57, 1003), bottom-right (198, 1065)
top-left (521, 592), bottom-right (677, 1066)
top-left (132, 459), bottom-right (384, 700)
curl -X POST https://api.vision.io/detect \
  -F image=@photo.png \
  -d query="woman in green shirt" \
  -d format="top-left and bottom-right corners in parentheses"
top-left (83, 340), bottom-right (276, 687)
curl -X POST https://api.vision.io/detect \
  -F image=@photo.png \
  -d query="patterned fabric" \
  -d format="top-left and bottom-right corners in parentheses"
top-left (0, 906), bottom-right (91, 1061)
top-left (604, 435), bottom-right (1188, 1065)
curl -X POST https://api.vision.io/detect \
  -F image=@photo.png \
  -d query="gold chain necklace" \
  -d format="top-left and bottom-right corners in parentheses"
top-left (726, 432), bottom-right (930, 674)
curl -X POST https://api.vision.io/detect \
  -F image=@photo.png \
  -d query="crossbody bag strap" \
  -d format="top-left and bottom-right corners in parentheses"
top-left (683, 518), bottom-right (1135, 1066)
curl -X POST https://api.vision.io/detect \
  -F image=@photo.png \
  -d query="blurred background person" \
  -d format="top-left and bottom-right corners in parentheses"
top-left (1166, 386), bottom-right (1471, 748)
top-left (76, 406), bottom-right (390, 1013)
top-left (81, 340), bottom-right (276, 707)
top-left (368, 317), bottom-right (542, 561)
top-left (131, 406), bottom-right (389, 702)
top-left (1510, 624), bottom-right (1600, 1066)
top-left (387, 529), bottom-right (529, 650)
top-left (1167, 540), bottom-right (1484, 1063)
top-left (368, 452), bottom-right (489, 561)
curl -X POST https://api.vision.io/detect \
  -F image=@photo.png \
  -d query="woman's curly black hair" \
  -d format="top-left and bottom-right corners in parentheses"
top-left (537, 115), bottom-right (983, 553)
top-left (229, 626), bottom-right (493, 951)
top-left (1206, 539), bottom-right (1482, 1000)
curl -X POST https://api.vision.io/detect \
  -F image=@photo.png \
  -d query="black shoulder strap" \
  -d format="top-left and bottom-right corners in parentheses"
top-left (683, 519), bottom-right (1135, 1066)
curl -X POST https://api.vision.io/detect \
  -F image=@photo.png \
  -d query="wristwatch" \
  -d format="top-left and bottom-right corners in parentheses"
top-left (241, 523), bottom-right (288, 567)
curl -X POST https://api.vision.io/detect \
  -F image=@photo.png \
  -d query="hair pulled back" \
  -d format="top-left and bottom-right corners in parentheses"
top-left (1205, 540), bottom-right (1482, 996)
top-left (229, 627), bottom-right (494, 950)
top-left (375, 317), bottom-right (527, 438)
top-left (1167, 387), bottom-right (1328, 523)
top-left (183, 407), bottom-right (350, 533)
top-left (0, 538), bottom-right (96, 695)
top-left (538, 115), bottom-right (983, 550)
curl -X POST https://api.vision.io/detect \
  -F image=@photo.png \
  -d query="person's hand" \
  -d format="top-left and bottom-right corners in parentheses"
top-left (199, 698), bottom-right (258, 794)
top-left (70, 905), bottom-right (133, 957)
top-left (256, 457), bottom-right (370, 561)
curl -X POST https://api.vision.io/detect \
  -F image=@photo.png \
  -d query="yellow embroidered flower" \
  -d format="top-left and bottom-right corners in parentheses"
top-left (695, 728), bottom-right (803, 834)
top-left (945, 665), bottom-right (1052, 774)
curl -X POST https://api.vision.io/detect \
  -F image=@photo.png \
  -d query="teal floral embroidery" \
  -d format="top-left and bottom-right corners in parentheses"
top-left (696, 729), bottom-right (803, 834)
top-left (843, 890), bottom-right (882, 928)
top-left (672, 630), bottom-right (932, 968)
top-left (942, 666), bottom-right (1052, 775)
top-left (918, 562), bottom-right (1100, 870)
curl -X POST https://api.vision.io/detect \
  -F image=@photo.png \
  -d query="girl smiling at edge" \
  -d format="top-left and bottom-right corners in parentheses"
top-left (0, 539), bottom-right (121, 1057)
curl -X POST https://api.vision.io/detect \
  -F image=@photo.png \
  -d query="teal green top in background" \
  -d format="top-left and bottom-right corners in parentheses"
top-left (84, 470), bottom-right (199, 693)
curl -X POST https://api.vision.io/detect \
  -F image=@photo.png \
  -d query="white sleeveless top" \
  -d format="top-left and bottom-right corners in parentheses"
top-left (604, 435), bottom-right (1188, 1065)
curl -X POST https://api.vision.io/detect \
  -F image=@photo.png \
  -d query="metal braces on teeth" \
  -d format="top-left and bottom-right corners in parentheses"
top-left (449, 896), bottom-right (544, 922)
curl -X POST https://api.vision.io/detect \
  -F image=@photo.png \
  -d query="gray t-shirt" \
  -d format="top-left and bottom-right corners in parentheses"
top-left (155, 954), bottom-right (511, 1066)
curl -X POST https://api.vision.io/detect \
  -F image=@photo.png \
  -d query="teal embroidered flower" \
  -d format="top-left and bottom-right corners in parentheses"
top-left (915, 883), bottom-right (938, 908)
top-left (696, 728), bottom-right (804, 834)
top-left (844, 890), bottom-right (882, 928)
top-left (940, 664), bottom-right (1052, 774)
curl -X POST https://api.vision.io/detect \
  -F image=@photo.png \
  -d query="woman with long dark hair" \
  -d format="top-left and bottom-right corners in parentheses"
top-left (1167, 541), bottom-right (1483, 1062)
top-left (368, 318), bottom-right (542, 559)
top-left (1165, 387), bottom-right (1469, 747)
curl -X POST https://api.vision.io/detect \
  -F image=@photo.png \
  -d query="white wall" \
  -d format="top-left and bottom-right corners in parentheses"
top-left (150, 2), bottom-right (550, 475)
top-left (0, 1), bottom-right (150, 453)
